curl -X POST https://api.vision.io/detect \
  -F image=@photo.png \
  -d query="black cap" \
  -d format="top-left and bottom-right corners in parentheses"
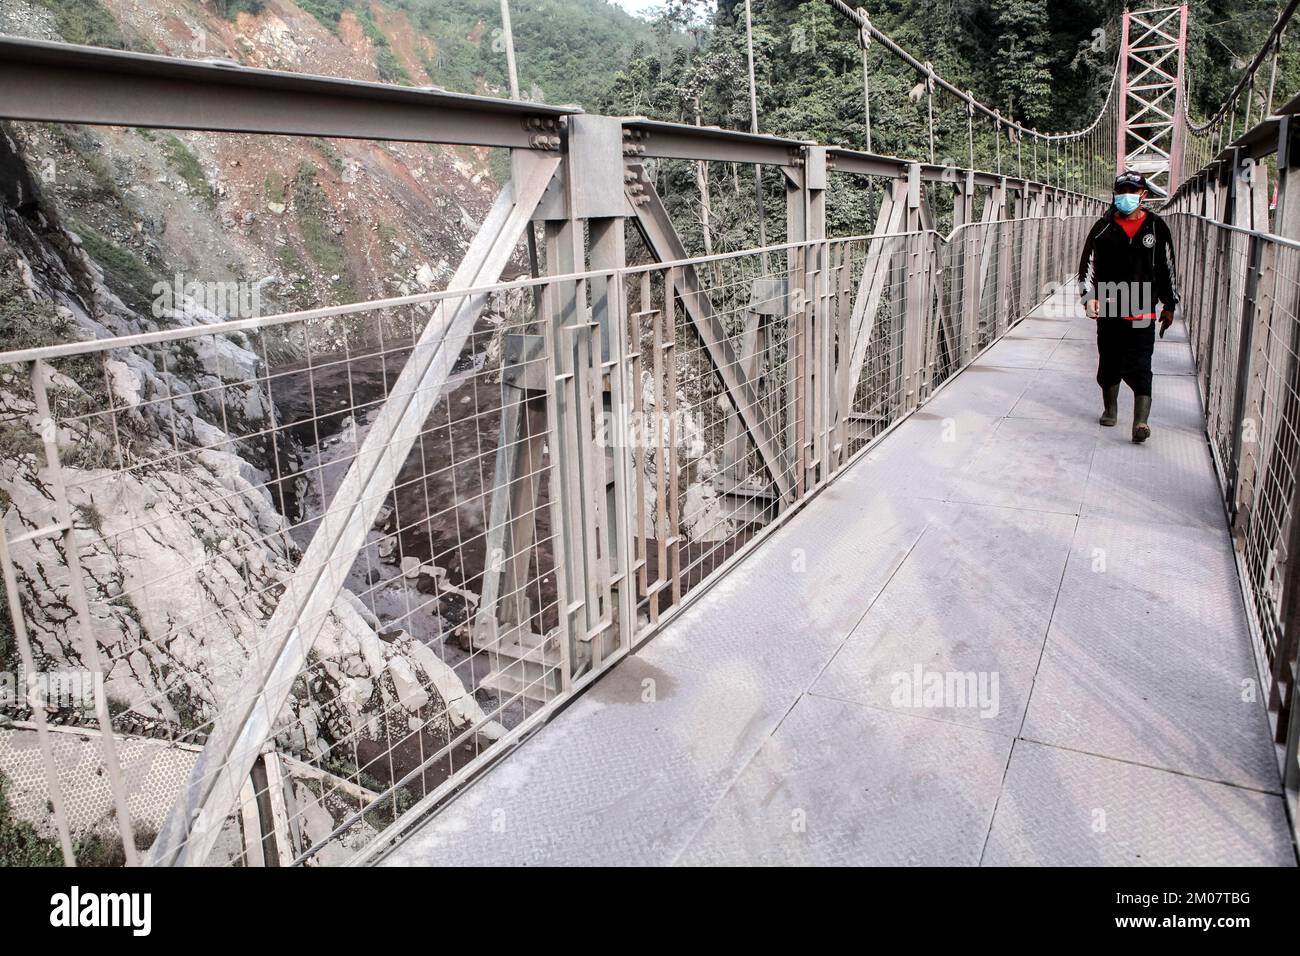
top-left (1114, 170), bottom-right (1152, 192)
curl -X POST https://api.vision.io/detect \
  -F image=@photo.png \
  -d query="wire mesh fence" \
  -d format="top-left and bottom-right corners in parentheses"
top-left (0, 211), bottom-right (1097, 865)
top-left (0, 283), bottom-right (565, 865)
top-left (1167, 209), bottom-right (1300, 820)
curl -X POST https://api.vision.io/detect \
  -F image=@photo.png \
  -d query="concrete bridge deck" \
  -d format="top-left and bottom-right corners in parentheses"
top-left (383, 290), bottom-right (1298, 867)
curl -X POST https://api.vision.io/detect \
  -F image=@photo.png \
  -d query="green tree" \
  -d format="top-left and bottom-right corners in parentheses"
top-left (990, 0), bottom-right (1053, 125)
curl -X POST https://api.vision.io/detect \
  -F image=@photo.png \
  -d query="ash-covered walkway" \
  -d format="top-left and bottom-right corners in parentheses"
top-left (383, 289), bottom-right (1297, 867)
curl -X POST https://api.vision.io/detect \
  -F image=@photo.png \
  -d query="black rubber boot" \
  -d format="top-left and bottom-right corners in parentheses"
top-left (1099, 385), bottom-right (1120, 426)
top-left (1132, 394), bottom-right (1152, 443)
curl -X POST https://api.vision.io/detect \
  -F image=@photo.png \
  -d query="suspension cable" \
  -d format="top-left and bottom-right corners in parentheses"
top-left (825, 0), bottom-right (1119, 145)
top-left (1182, 0), bottom-right (1299, 136)
top-left (858, 8), bottom-right (873, 152)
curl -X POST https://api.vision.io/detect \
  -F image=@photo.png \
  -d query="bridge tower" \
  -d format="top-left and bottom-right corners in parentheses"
top-left (1117, 3), bottom-right (1189, 197)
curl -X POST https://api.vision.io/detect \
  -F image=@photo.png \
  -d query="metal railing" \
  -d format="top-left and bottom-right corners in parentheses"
top-left (1163, 77), bottom-right (1300, 841)
top-left (1168, 211), bottom-right (1300, 823)
top-left (0, 210), bottom-right (1092, 865)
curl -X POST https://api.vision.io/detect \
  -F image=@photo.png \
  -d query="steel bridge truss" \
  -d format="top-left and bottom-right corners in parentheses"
top-left (1118, 3), bottom-right (1190, 196)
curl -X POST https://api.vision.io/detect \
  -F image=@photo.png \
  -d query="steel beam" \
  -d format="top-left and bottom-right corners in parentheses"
top-left (624, 118), bottom-right (808, 166)
top-left (845, 177), bottom-right (907, 400)
top-left (955, 173), bottom-right (983, 363)
top-left (827, 146), bottom-right (1094, 201)
top-left (0, 37), bottom-right (1115, 204)
top-left (0, 36), bottom-right (573, 147)
top-left (589, 212), bottom-right (636, 662)
top-left (785, 152), bottom-right (830, 490)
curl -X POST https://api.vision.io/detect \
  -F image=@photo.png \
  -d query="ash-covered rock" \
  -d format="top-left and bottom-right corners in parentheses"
top-left (0, 128), bottom-right (492, 858)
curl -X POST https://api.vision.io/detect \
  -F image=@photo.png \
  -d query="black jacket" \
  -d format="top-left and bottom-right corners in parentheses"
top-left (1076, 209), bottom-right (1179, 320)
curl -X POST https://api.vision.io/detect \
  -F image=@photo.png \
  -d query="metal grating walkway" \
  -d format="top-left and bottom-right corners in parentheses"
top-left (381, 289), bottom-right (1298, 867)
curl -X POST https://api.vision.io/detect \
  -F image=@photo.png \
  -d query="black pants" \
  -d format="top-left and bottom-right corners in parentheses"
top-left (1096, 318), bottom-right (1155, 397)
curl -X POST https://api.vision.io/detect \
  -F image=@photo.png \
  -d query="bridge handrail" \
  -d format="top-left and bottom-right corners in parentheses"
top-left (1167, 214), bottom-right (1300, 252)
top-left (0, 216), bottom-right (1098, 368)
top-left (1162, 208), bottom-right (1300, 827)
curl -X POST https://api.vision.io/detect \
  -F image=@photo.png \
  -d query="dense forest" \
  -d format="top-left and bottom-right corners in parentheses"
top-left (601, 1), bottom-right (1297, 142)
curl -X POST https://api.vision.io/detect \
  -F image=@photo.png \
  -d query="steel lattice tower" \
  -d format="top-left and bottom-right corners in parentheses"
top-left (1117, 4), bottom-right (1190, 196)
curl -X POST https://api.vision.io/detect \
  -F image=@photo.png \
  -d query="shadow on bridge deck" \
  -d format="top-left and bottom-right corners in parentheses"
top-left (382, 290), bottom-right (1298, 867)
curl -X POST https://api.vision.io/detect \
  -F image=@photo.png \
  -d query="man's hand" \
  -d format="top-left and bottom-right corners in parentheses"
top-left (1159, 309), bottom-right (1174, 338)
top-left (1086, 299), bottom-right (1100, 319)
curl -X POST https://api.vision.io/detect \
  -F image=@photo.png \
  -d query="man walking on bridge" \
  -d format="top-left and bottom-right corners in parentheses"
top-left (1077, 171), bottom-right (1179, 443)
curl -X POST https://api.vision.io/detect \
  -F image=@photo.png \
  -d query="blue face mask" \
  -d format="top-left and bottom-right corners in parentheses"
top-left (1114, 193), bottom-right (1142, 215)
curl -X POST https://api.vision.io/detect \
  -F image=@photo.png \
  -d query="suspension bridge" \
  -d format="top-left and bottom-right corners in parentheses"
top-left (0, 2), bottom-right (1296, 866)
